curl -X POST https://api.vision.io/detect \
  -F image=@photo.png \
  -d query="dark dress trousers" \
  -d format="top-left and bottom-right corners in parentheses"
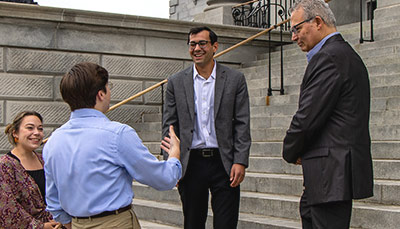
top-left (282, 34), bottom-right (373, 228)
top-left (163, 62), bottom-right (251, 228)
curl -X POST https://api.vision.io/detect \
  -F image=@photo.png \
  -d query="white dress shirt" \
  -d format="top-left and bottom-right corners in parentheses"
top-left (191, 62), bottom-right (219, 149)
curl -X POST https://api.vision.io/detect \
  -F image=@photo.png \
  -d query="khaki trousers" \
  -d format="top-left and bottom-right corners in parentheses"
top-left (72, 209), bottom-right (141, 229)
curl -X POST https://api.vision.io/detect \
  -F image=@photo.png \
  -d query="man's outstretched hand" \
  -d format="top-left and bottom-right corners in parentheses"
top-left (161, 125), bottom-right (181, 160)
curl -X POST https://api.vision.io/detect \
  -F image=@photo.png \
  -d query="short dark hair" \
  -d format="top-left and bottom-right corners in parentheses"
top-left (5, 111), bottom-right (43, 146)
top-left (60, 62), bottom-right (109, 111)
top-left (187, 26), bottom-right (218, 44)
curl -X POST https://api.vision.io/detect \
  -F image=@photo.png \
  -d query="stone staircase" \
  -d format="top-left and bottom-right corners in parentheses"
top-left (130, 3), bottom-right (400, 228)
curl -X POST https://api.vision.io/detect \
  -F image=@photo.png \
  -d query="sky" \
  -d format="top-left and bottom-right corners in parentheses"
top-left (36, 0), bottom-right (169, 19)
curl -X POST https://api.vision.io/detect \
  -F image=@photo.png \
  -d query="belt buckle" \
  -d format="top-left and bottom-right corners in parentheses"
top-left (201, 149), bottom-right (213, 157)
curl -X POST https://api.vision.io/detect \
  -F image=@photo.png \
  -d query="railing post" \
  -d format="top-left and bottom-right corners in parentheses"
top-left (267, 29), bottom-right (272, 97)
top-left (360, 0), bottom-right (364, 43)
top-left (280, 24), bottom-right (284, 95)
top-left (369, 0), bottom-right (374, 42)
top-left (160, 83), bottom-right (165, 155)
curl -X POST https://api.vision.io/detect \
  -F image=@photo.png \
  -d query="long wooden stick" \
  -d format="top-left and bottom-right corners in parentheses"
top-left (106, 79), bottom-right (168, 113)
top-left (214, 18), bottom-right (290, 59)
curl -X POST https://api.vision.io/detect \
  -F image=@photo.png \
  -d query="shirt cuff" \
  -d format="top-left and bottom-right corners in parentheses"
top-left (53, 210), bottom-right (72, 225)
top-left (167, 157), bottom-right (182, 180)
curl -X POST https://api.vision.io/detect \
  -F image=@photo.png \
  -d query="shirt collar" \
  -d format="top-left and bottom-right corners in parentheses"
top-left (70, 108), bottom-right (108, 120)
top-left (306, 32), bottom-right (340, 62)
top-left (193, 61), bottom-right (217, 80)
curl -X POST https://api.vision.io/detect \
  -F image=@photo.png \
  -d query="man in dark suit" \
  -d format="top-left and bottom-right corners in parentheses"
top-left (282, 0), bottom-right (374, 228)
top-left (162, 26), bottom-right (251, 229)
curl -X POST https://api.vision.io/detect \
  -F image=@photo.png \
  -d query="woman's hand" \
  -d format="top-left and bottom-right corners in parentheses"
top-left (43, 221), bottom-right (58, 229)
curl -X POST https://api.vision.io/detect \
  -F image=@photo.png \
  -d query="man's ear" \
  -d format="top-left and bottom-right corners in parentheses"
top-left (97, 89), bottom-right (106, 102)
top-left (212, 41), bottom-right (218, 55)
top-left (315, 16), bottom-right (324, 30)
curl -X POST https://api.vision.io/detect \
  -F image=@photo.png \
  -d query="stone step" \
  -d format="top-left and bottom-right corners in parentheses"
top-left (372, 85), bottom-right (400, 98)
top-left (143, 142), bottom-right (163, 155)
top-left (248, 156), bottom-right (400, 180)
top-left (375, 3), bottom-right (400, 21)
top-left (133, 186), bottom-right (400, 229)
top-left (250, 104), bottom-right (298, 117)
top-left (133, 197), bottom-right (303, 229)
top-left (371, 110), bottom-right (400, 125)
top-left (243, 172), bottom-right (400, 206)
top-left (369, 73), bottom-right (400, 88)
top-left (135, 131), bottom-right (162, 142)
top-left (246, 73), bottom-right (400, 100)
top-left (251, 128), bottom-right (286, 142)
top-left (250, 140), bottom-right (400, 159)
top-left (140, 220), bottom-right (180, 229)
top-left (357, 42), bottom-right (400, 56)
top-left (364, 54), bottom-right (400, 67)
top-left (250, 123), bottom-right (399, 142)
top-left (132, 122), bottom-right (161, 132)
top-left (243, 52), bottom-right (307, 68)
top-left (241, 191), bottom-right (400, 229)
top-left (251, 38), bottom-right (399, 71)
top-left (249, 81), bottom-right (400, 99)
top-left (371, 124), bottom-right (400, 141)
top-left (141, 113), bottom-right (162, 123)
top-left (251, 94), bottom-right (400, 111)
top-left (249, 84), bottom-right (300, 98)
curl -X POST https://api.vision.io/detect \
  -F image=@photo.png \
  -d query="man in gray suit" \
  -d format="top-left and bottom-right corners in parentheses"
top-left (282, 0), bottom-right (373, 228)
top-left (162, 26), bottom-right (251, 229)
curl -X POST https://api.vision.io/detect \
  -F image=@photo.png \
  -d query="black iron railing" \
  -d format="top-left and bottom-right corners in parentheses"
top-left (232, 0), bottom-right (295, 30)
top-left (232, 0), bottom-right (294, 98)
top-left (360, 0), bottom-right (376, 43)
top-left (0, 0), bottom-right (37, 4)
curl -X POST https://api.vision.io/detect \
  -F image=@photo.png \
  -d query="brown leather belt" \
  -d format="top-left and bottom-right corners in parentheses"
top-left (191, 148), bottom-right (219, 158)
top-left (73, 205), bottom-right (131, 219)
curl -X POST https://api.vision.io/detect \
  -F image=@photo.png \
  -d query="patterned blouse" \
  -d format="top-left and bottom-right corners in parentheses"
top-left (0, 152), bottom-right (53, 229)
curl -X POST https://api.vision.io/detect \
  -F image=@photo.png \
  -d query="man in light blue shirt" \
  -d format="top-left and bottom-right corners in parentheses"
top-left (43, 62), bottom-right (181, 229)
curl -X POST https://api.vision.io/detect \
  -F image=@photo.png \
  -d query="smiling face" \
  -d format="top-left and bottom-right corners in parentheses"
top-left (290, 8), bottom-right (320, 52)
top-left (189, 30), bottom-right (218, 68)
top-left (13, 115), bottom-right (44, 152)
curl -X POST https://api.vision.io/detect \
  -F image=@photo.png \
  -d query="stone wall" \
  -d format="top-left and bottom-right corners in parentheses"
top-left (169, 0), bottom-right (208, 21)
top-left (0, 2), bottom-right (286, 152)
top-left (170, 0), bottom-right (373, 26)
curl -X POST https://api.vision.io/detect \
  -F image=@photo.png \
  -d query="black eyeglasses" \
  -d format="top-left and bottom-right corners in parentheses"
top-left (188, 40), bottom-right (211, 50)
top-left (290, 17), bottom-right (314, 35)
top-left (108, 82), bottom-right (113, 90)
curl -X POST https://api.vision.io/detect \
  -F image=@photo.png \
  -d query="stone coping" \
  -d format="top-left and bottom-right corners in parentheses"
top-left (0, 1), bottom-right (292, 43)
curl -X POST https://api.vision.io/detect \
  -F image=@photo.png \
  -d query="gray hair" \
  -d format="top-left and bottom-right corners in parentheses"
top-left (290, 0), bottom-right (336, 27)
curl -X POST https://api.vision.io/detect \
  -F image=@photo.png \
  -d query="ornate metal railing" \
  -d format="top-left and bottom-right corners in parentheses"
top-left (232, 0), bottom-right (295, 31)
top-left (232, 0), bottom-right (295, 98)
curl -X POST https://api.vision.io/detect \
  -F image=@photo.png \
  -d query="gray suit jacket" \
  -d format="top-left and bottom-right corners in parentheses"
top-left (162, 62), bottom-right (251, 178)
top-left (283, 34), bottom-right (373, 205)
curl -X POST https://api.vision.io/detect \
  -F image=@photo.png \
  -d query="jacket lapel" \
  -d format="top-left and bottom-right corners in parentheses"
top-left (214, 63), bottom-right (227, 118)
top-left (183, 67), bottom-right (195, 123)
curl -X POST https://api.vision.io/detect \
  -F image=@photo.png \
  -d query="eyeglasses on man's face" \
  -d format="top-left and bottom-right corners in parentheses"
top-left (290, 17), bottom-right (314, 35)
top-left (188, 40), bottom-right (211, 50)
top-left (108, 82), bottom-right (113, 90)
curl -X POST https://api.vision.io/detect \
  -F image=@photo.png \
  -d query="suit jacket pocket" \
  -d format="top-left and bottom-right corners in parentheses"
top-left (302, 148), bottom-right (329, 205)
top-left (302, 148), bottom-right (329, 160)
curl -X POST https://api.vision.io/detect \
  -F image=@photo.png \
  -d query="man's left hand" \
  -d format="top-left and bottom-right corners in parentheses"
top-left (230, 163), bottom-right (245, 187)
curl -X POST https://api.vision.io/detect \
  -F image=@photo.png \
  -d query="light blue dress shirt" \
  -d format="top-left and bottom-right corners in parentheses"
top-left (307, 32), bottom-right (340, 62)
top-left (191, 62), bottom-right (219, 149)
top-left (43, 108), bottom-right (182, 224)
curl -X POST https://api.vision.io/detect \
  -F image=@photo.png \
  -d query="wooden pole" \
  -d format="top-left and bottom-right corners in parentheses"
top-left (106, 79), bottom-right (168, 113)
top-left (214, 18), bottom-right (290, 59)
